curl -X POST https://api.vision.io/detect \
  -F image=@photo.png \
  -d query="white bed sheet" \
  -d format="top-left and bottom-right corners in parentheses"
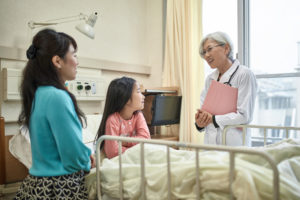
top-left (86, 139), bottom-right (300, 200)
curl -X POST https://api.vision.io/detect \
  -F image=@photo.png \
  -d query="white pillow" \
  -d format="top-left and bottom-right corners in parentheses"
top-left (82, 114), bottom-right (102, 144)
top-left (9, 126), bottom-right (32, 169)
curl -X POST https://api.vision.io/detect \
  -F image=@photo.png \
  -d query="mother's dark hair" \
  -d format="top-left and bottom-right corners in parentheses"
top-left (95, 76), bottom-right (136, 148)
top-left (18, 28), bottom-right (86, 127)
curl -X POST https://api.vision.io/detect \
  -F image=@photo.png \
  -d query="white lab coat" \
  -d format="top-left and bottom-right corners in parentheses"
top-left (199, 59), bottom-right (257, 146)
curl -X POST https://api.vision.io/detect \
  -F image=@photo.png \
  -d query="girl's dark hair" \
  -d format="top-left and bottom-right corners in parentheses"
top-left (95, 76), bottom-right (136, 148)
top-left (18, 28), bottom-right (86, 127)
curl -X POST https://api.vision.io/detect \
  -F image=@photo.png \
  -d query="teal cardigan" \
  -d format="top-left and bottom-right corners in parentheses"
top-left (29, 86), bottom-right (91, 177)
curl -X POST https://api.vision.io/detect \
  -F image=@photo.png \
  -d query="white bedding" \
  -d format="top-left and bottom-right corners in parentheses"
top-left (86, 139), bottom-right (300, 200)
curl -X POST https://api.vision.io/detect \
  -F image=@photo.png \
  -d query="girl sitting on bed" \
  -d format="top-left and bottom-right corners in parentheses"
top-left (95, 76), bottom-right (151, 159)
top-left (15, 29), bottom-right (94, 200)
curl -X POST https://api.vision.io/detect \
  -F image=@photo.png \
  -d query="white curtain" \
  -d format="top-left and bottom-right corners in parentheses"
top-left (162, 0), bottom-right (205, 144)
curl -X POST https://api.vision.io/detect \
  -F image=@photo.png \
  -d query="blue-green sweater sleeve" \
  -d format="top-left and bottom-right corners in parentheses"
top-left (46, 91), bottom-right (91, 172)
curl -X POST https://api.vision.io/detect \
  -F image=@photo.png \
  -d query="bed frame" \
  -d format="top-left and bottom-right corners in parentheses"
top-left (96, 125), bottom-right (300, 200)
top-left (223, 124), bottom-right (300, 146)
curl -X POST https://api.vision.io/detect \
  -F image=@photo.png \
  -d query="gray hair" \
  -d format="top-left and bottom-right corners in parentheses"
top-left (199, 31), bottom-right (234, 60)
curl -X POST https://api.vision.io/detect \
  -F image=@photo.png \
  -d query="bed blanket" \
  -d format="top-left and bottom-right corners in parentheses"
top-left (85, 139), bottom-right (300, 200)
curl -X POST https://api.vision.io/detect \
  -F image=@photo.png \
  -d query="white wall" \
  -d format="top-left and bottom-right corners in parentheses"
top-left (0, 0), bottom-right (163, 134)
top-left (0, 0), bottom-right (163, 84)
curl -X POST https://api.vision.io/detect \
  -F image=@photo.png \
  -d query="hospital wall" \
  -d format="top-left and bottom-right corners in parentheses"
top-left (0, 0), bottom-right (163, 135)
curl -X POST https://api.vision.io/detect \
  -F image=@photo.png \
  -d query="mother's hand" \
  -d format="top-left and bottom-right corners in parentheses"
top-left (90, 154), bottom-right (96, 168)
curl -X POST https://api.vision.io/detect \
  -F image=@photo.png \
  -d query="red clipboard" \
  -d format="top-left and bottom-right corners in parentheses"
top-left (201, 80), bottom-right (238, 115)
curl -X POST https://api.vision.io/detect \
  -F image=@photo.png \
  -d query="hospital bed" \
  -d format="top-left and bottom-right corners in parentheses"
top-left (88, 125), bottom-right (300, 200)
top-left (1, 115), bottom-right (300, 199)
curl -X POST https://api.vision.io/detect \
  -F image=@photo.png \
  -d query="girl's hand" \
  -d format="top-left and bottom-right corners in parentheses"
top-left (120, 133), bottom-right (130, 147)
top-left (90, 154), bottom-right (96, 168)
top-left (122, 141), bottom-right (129, 147)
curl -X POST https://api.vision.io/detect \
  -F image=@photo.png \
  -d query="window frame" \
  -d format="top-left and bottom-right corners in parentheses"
top-left (238, 0), bottom-right (300, 78)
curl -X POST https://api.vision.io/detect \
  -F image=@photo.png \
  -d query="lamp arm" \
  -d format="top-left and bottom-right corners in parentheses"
top-left (28, 13), bottom-right (88, 29)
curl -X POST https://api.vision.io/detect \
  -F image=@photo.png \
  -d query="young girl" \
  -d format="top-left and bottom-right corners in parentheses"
top-left (96, 77), bottom-right (151, 159)
top-left (15, 29), bottom-right (93, 199)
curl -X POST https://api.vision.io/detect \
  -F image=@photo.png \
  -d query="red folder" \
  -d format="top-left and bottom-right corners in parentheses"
top-left (201, 80), bottom-right (238, 115)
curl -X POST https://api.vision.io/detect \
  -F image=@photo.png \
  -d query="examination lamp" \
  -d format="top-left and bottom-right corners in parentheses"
top-left (28, 12), bottom-right (98, 39)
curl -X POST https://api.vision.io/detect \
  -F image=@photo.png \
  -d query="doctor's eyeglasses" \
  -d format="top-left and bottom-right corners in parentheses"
top-left (201, 43), bottom-right (225, 56)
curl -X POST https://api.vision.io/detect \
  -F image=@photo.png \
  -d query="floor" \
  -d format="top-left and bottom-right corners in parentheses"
top-left (0, 182), bottom-right (20, 200)
top-left (0, 192), bottom-right (16, 200)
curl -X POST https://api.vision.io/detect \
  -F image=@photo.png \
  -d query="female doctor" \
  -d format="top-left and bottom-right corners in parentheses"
top-left (195, 32), bottom-right (257, 146)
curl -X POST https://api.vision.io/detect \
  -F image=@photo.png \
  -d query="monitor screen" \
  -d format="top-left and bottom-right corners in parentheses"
top-left (151, 95), bottom-right (182, 126)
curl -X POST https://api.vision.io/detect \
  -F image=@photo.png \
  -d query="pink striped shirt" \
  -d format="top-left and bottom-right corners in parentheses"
top-left (104, 111), bottom-right (150, 159)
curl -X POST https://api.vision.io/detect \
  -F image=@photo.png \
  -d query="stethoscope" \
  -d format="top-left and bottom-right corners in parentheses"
top-left (220, 65), bottom-right (239, 87)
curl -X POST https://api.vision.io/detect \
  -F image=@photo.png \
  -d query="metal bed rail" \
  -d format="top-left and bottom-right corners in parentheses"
top-left (223, 124), bottom-right (300, 146)
top-left (96, 135), bottom-right (279, 200)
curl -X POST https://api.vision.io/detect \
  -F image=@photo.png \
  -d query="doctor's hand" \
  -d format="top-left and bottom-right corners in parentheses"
top-left (195, 109), bottom-right (213, 127)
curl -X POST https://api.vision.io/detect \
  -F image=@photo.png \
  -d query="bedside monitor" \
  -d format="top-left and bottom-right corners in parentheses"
top-left (151, 95), bottom-right (182, 126)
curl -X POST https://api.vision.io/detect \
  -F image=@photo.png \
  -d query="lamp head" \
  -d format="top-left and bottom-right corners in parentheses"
top-left (28, 12), bottom-right (98, 39)
top-left (76, 12), bottom-right (98, 39)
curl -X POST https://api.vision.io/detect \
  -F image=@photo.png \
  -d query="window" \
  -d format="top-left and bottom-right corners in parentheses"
top-left (249, 0), bottom-right (300, 74)
top-left (202, 0), bottom-right (237, 75)
top-left (244, 0), bottom-right (300, 144)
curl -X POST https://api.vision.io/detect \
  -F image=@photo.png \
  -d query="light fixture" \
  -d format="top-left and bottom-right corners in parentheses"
top-left (28, 12), bottom-right (98, 39)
